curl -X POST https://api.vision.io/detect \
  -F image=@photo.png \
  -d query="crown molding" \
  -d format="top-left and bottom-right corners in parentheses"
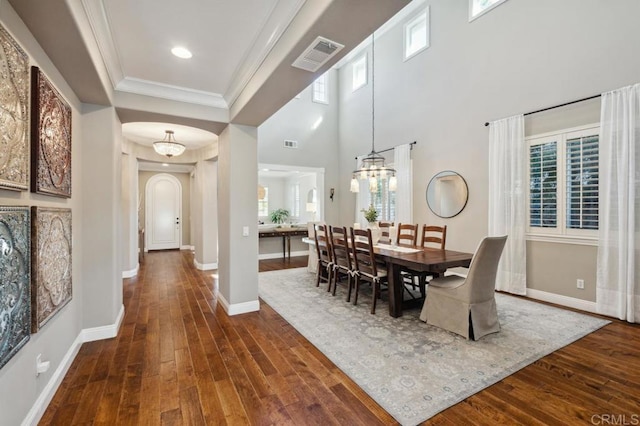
top-left (81, 0), bottom-right (125, 89)
top-left (224, 0), bottom-right (306, 107)
top-left (116, 77), bottom-right (228, 108)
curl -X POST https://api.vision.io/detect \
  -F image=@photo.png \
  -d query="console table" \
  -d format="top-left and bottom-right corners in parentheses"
top-left (258, 228), bottom-right (308, 260)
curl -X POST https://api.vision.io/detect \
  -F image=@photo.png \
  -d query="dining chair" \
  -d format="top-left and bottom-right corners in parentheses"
top-left (328, 225), bottom-right (354, 301)
top-left (405, 225), bottom-right (448, 297)
top-left (396, 223), bottom-right (418, 246)
top-left (313, 224), bottom-right (333, 291)
top-left (350, 228), bottom-right (388, 314)
top-left (377, 221), bottom-right (394, 244)
top-left (419, 235), bottom-right (507, 340)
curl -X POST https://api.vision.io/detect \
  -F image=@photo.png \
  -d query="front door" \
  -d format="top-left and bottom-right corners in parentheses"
top-left (146, 173), bottom-right (181, 250)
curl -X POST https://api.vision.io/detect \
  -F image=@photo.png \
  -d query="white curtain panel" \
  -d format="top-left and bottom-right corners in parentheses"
top-left (354, 155), bottom-right (369, 228)
top-left (394, 143), bottom-right (413, 225)
top-left (488, 114), bottom-right (527, 295)
top-left (596, 83), bottom-right (640, 323)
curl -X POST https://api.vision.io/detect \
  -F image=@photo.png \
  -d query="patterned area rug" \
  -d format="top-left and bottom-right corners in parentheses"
top-left (258, 268), bottom-right (610, 426)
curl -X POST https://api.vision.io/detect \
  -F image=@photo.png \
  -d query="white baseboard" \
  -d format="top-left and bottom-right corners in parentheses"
top-left (181, 245), bottom-right (194, 251)
top-left (21, 334), bottom-right (83, 426)
top-left (258, 250), bottom-right (308, 260)
top-left (122, 264), bottom-right (139, 279)
top-left (22, 304), bottom-right (125, 426)
top-left (82, 304), bottom-right (125, 342)
top-left (194, 259), bottom-right (218, 270)
top-left (525, 288), bottom-right (597, 314)
top-left (217, 293), bottom-right (260, 316)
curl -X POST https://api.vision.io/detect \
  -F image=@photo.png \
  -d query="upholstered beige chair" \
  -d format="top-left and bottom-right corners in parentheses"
top-left (419, 236), bottom-right (507, 340)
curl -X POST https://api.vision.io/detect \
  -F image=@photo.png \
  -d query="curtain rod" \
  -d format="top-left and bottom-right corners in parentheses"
top-left (483, 94), bottom-right (601, 127)
top-left (354, 141), bottom-right (416, 159)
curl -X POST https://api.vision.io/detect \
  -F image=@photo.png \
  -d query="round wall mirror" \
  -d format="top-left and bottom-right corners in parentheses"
top-left (426, 171), bottom-right (468, 218)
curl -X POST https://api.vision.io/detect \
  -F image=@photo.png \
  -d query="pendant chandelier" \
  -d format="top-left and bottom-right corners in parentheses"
top-left (350, 33), bottom-right (397, 193)
top-left (153, 130), bottom-right (186, 158)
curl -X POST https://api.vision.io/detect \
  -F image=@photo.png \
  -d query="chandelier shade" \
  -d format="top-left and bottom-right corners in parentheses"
top-left (350, 34), bottom-right (396, 193)
top-left (153, 130), bottom-right (186, 158)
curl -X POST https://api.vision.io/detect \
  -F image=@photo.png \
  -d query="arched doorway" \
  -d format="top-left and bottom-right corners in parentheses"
top-left (145, 173), bottom-right (182, 250)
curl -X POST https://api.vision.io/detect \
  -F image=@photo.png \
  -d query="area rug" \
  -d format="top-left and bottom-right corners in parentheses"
top-left (258, 268), bottom-right (610, 426)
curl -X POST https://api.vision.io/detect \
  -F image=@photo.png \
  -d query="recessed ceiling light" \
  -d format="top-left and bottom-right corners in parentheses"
top-left (162, 163), bottom-right (169, 167)
top-left (171, 46), bottom-right (192, 59)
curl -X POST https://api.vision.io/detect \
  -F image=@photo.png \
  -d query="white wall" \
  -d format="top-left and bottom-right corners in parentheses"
top-left (258, 69), bottom-right (340, 224)
top-left (337, 0), bottom-right (640, 301)
top-left (0, 4), bottom-right (84, 424)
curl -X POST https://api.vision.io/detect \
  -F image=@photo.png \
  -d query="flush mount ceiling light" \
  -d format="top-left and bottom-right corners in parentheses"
top-left (153, 130), bottom-right (186, 158)
top-left (171, 46), bottom-right (192, 59)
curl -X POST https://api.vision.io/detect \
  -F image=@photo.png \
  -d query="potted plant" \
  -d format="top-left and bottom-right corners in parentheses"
top-left (361, 205), bottom-right (378, 225)
top-left (269, 208), bottom-right (290, 226)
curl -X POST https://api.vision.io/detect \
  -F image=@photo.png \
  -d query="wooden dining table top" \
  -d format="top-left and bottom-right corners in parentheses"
top-left (373, 244), bottom-right (473, 273)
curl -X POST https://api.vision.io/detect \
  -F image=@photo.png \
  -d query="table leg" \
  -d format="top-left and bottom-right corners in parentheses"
top-left (282, 236), bottom-right (286, 260)
top-left (387, 262), bottom-right (403, 318)
top-left (287, 235), bottom-right (291, 260)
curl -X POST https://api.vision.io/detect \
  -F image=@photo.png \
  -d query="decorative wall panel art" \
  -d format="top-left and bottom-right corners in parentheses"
top-left (0, 206), bottom-right (31, 370)
top-left (31, 207), bottom-right (72, 332)
top-left (30, 66), bottom-right (72, 198)
top-left (0, 25), bottom-right (29, 191)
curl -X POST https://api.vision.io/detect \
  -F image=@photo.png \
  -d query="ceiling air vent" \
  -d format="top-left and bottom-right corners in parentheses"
top-left (292, 36), bottom-right (344, 72)
top-left (283, 140), bottom-right (298, 149)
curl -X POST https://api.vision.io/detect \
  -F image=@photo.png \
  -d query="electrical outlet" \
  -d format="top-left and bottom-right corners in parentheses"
top-left (577, 279), bottom-right (585, 289)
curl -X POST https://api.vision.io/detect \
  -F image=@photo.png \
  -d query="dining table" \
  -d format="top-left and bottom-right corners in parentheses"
top-left (373, 243), bottom-right (474, 318)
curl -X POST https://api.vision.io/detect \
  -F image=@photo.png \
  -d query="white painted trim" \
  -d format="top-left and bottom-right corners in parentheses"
top-left (194, 259), bottom-right (218, 271)
top-left (122, 264), bottom-right (139, 278)
top-left (116, 77), bottom-right (227, 108)
top-left (527, 234), bottom-right (597, 246)
top-left (22, 304), bottom-right (125, 426)
top-left (82, 304), bottom-right (125, 342)
top-left (525, 288), bottom-right (597, 314)
top-left (181, 245), bottom-right (195, 251)
top-left (217, 293), bottom-right (260, 316)
top-left (258, 250), bottom-right (308, 260)
top-left (21, 334), bottom-right (83, 426)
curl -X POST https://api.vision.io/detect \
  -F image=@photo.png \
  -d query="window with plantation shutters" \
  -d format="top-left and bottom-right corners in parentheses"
top-left (527, 124), bottom-right (599, 242)
top-left (566, 135), bottom-right (598, 230)
top-left (369, 176), bottom-right (396, 222)
top-left (529, 141), bottom-right (557, 228)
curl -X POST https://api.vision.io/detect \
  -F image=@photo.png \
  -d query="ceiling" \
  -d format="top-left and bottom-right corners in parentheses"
top-left (9, 0), bottom-right (411, 152)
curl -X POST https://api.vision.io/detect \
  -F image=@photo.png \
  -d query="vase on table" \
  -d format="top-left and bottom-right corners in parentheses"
top-left (367, 222), bottom-right (381, 244)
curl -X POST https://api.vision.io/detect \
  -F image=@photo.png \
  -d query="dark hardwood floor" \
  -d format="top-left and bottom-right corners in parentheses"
top-left (40, 250), bottom-right (640, 425)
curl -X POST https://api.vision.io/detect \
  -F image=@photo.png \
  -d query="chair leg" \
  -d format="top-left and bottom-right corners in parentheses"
top-left (371, 282), bottom-right (378, 314)
top-left (353, 277), bottom-right (360, 306)
top-left (346, 274), bottom-right (352, 302)
top-left (326, 267), bottom-right (333, 292)
top-left (332, 269), bottom-right (339, 296)
top-left (315, 261), bottom-right (322, 287)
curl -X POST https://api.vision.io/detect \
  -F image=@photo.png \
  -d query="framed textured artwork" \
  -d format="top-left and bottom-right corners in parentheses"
top-left (31, 206), bottom-right (72, 332)
top-left (0, 206), bottom-right (31, 370)
top-left (0, 25), bottom-right (29, 191)
top-left (30, 66), bottom-right (72, 198)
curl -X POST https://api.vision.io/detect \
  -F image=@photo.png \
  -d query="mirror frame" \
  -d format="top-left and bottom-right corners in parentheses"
top-left (426, 170), bottom-right (469, 218)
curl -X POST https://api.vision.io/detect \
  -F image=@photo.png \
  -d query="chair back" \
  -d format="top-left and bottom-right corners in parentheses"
top-left (378, 221), bottom-right (394, 244)
top-left (329, 225), bottom-right (351, 270)
top-left (396, 223), bottom-right (418, 245)
top-left (420, 225), bottom-right (447, 249)
top-left (350, 228), bottom-right (378, 278)
top-left (464, 236), bottom-right (508, 303)
top-left (314, 224), bottom-right (332, 264)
